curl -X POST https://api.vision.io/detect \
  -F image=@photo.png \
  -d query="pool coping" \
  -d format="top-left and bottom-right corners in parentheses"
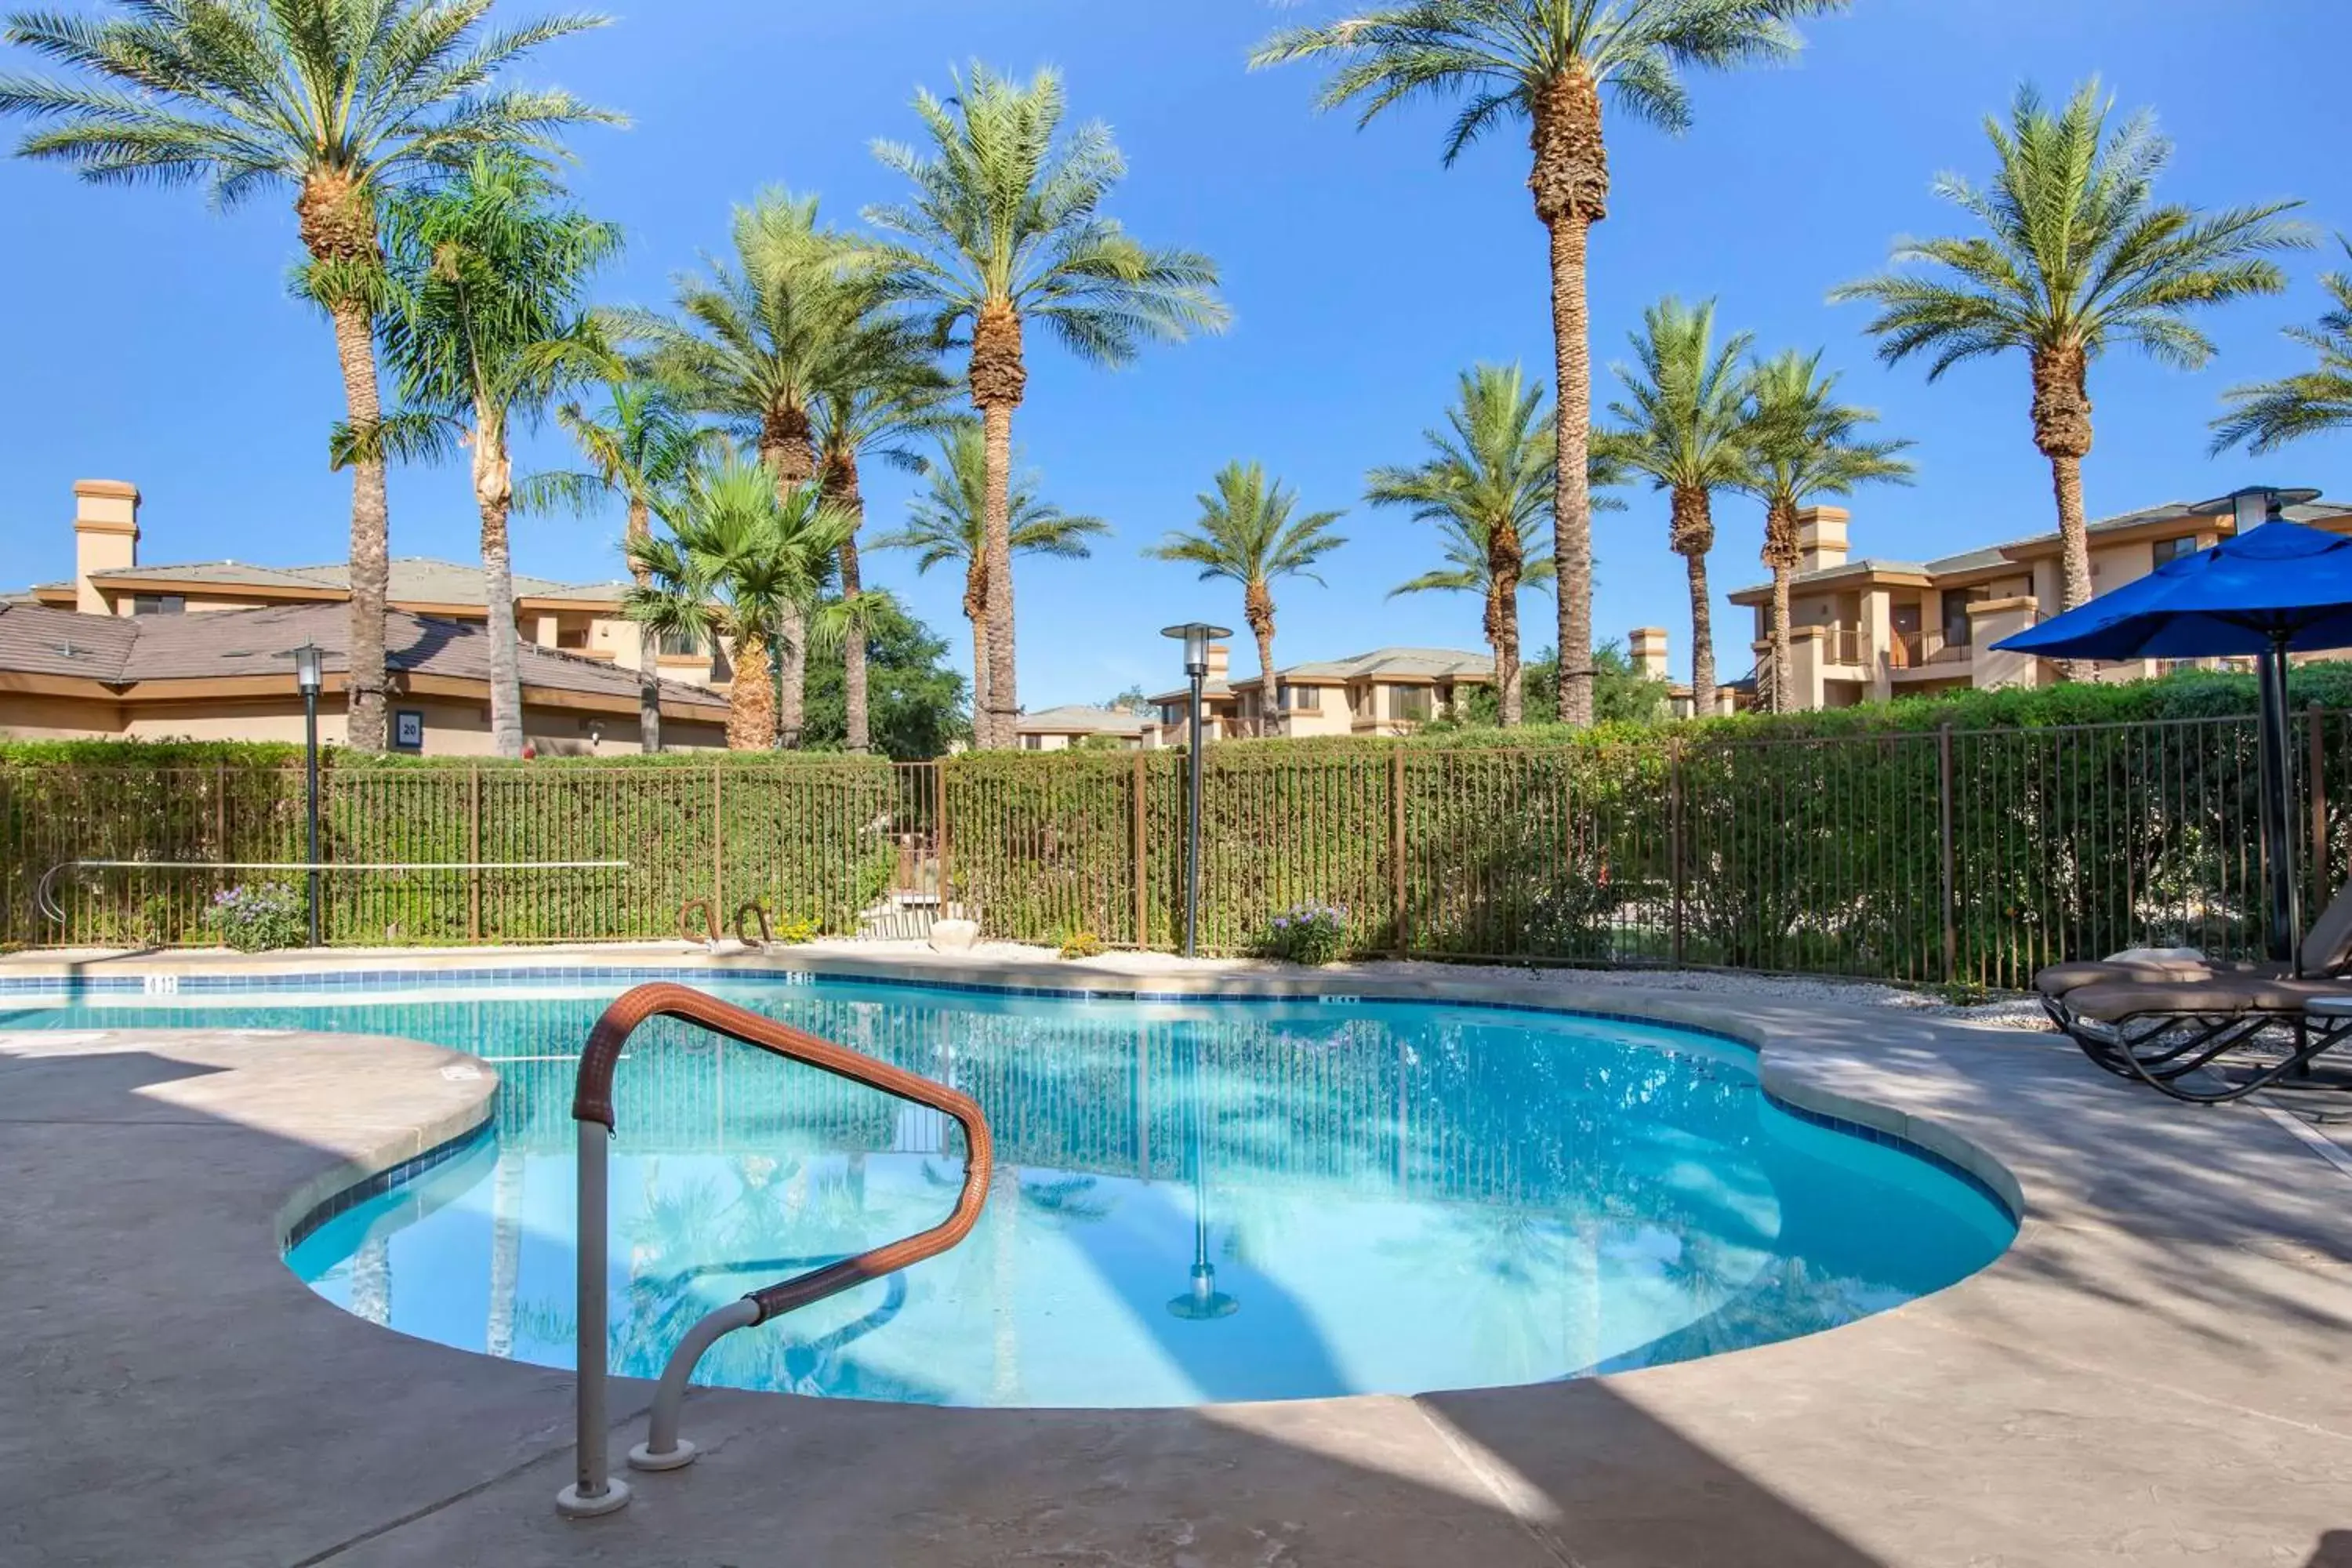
top-left (7, 946), bottom-right (2352, 1565)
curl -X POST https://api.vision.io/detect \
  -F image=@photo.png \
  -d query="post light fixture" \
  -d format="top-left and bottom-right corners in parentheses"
top-left (288, 643), bottom-right (324, 946)
top-left (1160, 623), bottom-right (1232, 959)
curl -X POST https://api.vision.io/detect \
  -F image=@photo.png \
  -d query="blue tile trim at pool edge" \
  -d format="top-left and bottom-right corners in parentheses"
top-left (281, 1119), bottom-right (492, 1250)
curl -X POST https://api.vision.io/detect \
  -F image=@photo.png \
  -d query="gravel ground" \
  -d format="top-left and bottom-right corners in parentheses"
top-left (804, 938), bottom-right (2056, 1033)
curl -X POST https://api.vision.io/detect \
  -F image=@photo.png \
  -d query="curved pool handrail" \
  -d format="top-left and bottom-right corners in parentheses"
top-left (557, 982), bottom-right (993, 1519)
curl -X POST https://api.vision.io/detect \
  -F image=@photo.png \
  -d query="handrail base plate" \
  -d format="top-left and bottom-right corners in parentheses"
top-left (556, 1478), bottom-right (633, 1519)
top-left (628, 1439), bottom-right (700, 1472)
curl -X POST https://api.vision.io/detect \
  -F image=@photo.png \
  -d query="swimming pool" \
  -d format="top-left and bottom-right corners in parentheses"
top-left (0, 974), bottom-right (2015, 1407)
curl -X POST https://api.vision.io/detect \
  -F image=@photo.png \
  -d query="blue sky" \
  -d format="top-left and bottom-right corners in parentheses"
top-left (2, 0), bottom-right (2347, 705)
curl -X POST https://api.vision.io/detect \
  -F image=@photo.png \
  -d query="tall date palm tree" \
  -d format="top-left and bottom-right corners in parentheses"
top-left (871, 426), bottom-right (1109, 712)
top-left (1835, 79), bottom-right (2306, 673)
top-left (1599, 298), bottom-right (1755, 713)
top-left (867, 65), bottom-right (1228, 748)
top-left (1366, 365), bottom-right (1558, 725)
top-left (1254, 0), bottom-right (1848, 728)
top-left (1736, 350), bottom-right (1913, 713)
top-left (0, 0), bottom-right (616, 751)
top-left (1146, 462), bottom-right (1348, 737)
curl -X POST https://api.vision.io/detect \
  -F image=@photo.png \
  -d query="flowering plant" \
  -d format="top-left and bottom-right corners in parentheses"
top-left (206, 883), bottom-right (307, 952)
top-left (1261, 902), bottom-right (1348, 967)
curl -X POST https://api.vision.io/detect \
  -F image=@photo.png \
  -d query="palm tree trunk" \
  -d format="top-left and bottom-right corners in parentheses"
top-left (1670, 487), bottom-right (1717, 715)
top-left (1244, 579), bottom-right (1277, 738)
top-left (971, 303), bottom-right (1029, 751)
top-left (626, 497), bottom-right (660, 753)
top-left (329, 296), bottom-right (393, 754)
top-left (728, 628), bottom-right (777, 751)
top-left (1546, 214), bottom-right (1597, 731)
top-left (826, 454), bottom-right (872, 753)
top-left (2033, 347), bottom-right (2097, 684)
top-left (776, 604), bottom-right (807, 749)
top-left (1762, 499), bottom-right (1800, 716)
top-left (761, 419), bottom-right (818, 748)
top-left (1530, 70), bottom-right (1609, 732)
top-left (1770, 565), bottom-right (1795, 715)
top-left (474, 410), bottom-right (524, 760)
top-left (1490, 581), bottom-right (1523, 728)
top-left (979, 401), bottom-right (1018, 750)
top-left (965, 558), bottom-right (990, 742)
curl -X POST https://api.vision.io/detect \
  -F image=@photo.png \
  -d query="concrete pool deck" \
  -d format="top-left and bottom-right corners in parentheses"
top-left (5, 947), bottom-right (2352, 1566)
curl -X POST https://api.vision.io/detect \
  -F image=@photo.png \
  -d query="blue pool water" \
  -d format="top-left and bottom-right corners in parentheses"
top-left (0, 977), bottom-right (2014, 1406)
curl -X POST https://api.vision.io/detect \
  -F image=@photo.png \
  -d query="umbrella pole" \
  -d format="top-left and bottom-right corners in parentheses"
top-left (2259, 637), bottom-right (2303, 971)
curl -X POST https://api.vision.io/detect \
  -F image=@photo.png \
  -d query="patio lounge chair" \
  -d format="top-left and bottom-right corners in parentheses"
top-left (2038, 889), bottom-right (2352, 1103)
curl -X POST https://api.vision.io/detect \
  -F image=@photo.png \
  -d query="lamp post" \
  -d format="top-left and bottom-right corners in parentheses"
top-left (1160, 622), bottom-right (1230, 959)
top-left (289, 642), bottom-right (324, 948)
top-left (2219, 485), bottom-right (2324, 965)
top-left (1167, 1036), bottom-right (1237, 1321)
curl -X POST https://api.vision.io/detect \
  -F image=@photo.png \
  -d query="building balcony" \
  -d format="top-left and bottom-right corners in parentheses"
top-left (1890, 629), bottom-right (1976, 673)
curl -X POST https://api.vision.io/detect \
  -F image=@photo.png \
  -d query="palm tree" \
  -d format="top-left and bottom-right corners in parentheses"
top-left (1366, 365), bottom-right (1559, 724)
top-left (1736, 351), bottom-right (1913, 713)
top-left (365, 152), bottom-right (620, 758)
top-left (1834, 79), bottom-right (2307, 677)
top-left (2213, 238), bottom-right (2352, 455)
top-left (870, 426), bottom-right (1109, 711)
top-left (1145, 463), bottom-right (1348, 736)
top-left (626, 456), bottom-right (853, 751)
top-left (539, 379), bottom-right (715, 751)
top-left (616, 192), bottom-right (895, 746)
top-left (814, 320), bottom-right (956, 755)
top-left (1253, 0), bottom-right (1848, 730)
top-left (1598, 298), bottom-right (1755, 712)
top-left (0, 1), bottom-right (616, 752)
top-left (867, 65), bottom-right (1229, 749)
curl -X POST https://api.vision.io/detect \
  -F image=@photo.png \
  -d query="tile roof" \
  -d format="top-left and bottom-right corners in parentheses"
top-left (85, 556), bottom-right (629, 606)
top-left (0, 601), bottom-right (725, 713)
top-left (1015, 705), bottom-right (1151, 735)
top-left (1276, 646), bottom-right (1495, 682)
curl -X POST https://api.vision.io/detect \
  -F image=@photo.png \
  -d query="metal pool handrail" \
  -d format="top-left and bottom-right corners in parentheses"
top-left (556, 982), bottom-right (993, 1519)
top-left (34, 858), bottom-right (627, 923)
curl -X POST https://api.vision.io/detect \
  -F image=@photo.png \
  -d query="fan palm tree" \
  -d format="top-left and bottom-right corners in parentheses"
top-left (1367, 364), bottom-right (1568, 724)
top-left (1252, 0), bottom-right (1849, 730)
top-left (626, 456), bottom-right (853, 751)
top-left (1145, 463), bottom-right (1348, 736)
top-left (870, 426), bottom-right (1109, 710)
top-left (1834, 79), bottom-right (2307, 677)
top-left (1736, 351), bottom-right (1914, 713)
top-left (616, 192), bottom-right (898, 746)
top-left (538, 379), bottom-right (716, 751)
top-left (0, 1), bottom-right (616, 752)
top-left (364, 151), bottom-right (621, 759)
top-left (867, 65), bottom-right (1229, 748)
top-left (1598, 298), bottom-right (1755, 711)
top-left (2212, 238), bottom-right (2352, 455)
top-left (813, 319), bottom-right (956, 754)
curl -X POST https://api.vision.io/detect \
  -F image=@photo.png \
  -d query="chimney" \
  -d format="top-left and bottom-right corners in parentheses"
top-left (1629, 626), bottom-right (1670, 681)
top-left (1207, 642), bottom-right (1231, 684)
top-left (1795, 506), bottom-right (1849, 575)
top-left (73, 479), bottom-right (140, 615)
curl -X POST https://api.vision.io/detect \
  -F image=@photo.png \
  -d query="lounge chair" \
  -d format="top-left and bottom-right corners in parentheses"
top-left (2038, 888), bottom-right (2352, 1103)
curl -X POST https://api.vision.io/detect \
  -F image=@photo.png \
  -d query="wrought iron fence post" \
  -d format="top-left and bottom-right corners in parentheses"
top-left (1938, 723), bottom-right (1958, 985)
top-left (1390, 747), bottom-right (1408, 957)
top-left (710, 761), bottom-right (724, 917)
top-left (1131, 751), bottom-right (1149, 949)
top-left (1669, 739), bottom-right (1686, 967)
top-left (467, 764), bottom-right (482, 943)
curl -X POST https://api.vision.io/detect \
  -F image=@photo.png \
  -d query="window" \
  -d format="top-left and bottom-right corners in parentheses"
top-left (659, 630), bottom-right (704, 657)
top-left (129, 593), bottom-right (185, 616)
top-left (557, 625), bottom-right (590, 651)
top-left (2154, 535), bottom-right (2202, 566)
top-left (1021, 733), bottom-right (1043, 751)
top-left (1390, 686), bottom-right (1432, 723)
top-left (1162, 703), bottom-right (1184, 728)
top-left (1942, 590), bottom-right (1984, 649)
top-left (1282, 683), bottom-right (1322, 713)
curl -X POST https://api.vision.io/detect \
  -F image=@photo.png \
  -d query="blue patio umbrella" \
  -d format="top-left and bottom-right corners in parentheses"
top-left (1994, 486), bottom-right (2334, 965)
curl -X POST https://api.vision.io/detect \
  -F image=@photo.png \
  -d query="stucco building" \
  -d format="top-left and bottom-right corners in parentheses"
top-left (1132, 644), bottom-right (1498, 744)
top-left (1726, 495), bottom-right (2352, 711)
top-left (1, 480), bottom-right (730, 751)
